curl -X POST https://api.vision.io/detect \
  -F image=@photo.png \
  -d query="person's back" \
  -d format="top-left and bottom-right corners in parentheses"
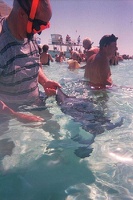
top-left (40, 44), bottom-right (53, 65)
top-left (84, 34), bottom-right (118, 88)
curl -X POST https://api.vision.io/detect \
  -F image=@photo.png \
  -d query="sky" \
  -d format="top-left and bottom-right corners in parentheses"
top-left (4, 0), bottom-right (133, 56)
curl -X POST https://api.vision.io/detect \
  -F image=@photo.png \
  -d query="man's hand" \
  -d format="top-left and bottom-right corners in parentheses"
top-left (43, 80), bottom-right (61, 96)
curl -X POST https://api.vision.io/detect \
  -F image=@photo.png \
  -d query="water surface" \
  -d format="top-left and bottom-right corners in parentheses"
top-left (0, 60), bottom-right (133, 200)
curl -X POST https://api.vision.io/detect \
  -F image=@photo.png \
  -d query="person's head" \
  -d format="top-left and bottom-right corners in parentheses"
top-left (10, 0), bottom-right (52, 40)
top-left (42, 44), bottom-right (49, 52)
top-left (59, 51), bottom-right (64, 56)
top-left (72, 51), bottom-right (81, 63)
top-left (83, 38), bottom-right (93, 50)
top-left (99, 34), bottom-right (118, 57)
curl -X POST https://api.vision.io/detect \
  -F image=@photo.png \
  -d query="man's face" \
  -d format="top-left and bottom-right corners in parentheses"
top-left (107, 42), bottom-right (118, 57)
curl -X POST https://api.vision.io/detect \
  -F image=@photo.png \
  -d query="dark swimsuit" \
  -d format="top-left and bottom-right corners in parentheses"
top-left (43, 55), bottom-right (50, 66)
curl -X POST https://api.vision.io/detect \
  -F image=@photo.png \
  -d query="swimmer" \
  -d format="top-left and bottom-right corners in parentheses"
top-left (67, 51), bottom-right (81, 69)
top-left (55, 51), bottom-right (66, 62)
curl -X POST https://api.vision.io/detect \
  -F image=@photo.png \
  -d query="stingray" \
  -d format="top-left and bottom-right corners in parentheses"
top-left (56, 88), bottom-right (123, 135)
top-left (56, 88), bottom-right (123, 158)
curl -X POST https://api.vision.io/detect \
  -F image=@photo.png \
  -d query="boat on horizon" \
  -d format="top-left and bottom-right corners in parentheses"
top-left (48, 34), bottom-right (83, 58)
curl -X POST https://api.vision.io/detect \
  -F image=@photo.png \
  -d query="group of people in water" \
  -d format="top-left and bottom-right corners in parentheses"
top-left (40, 34), bottom-right (123, 66)
top-left (0, 0), bottom-right (128, 123)
top-left (39, 34), bottom-right (123, 89)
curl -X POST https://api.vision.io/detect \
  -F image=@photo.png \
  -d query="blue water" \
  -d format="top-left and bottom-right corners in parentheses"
top-left (1, 60), bottom-right (133, 200)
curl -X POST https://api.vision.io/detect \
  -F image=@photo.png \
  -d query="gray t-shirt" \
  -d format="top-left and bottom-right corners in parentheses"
top-left (0, 18), bottom-right (40, 105)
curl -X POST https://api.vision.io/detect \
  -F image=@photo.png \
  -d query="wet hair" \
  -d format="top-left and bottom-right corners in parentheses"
top-left (42, 44), bottom-right (49, 52)
top-left (99, 34), bottom-right (118, 48)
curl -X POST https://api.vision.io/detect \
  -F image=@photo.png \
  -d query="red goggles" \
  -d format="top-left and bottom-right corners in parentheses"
top-left (32, 19), bottom-right (50, 34)
top-left (17, 0), bottom-right (50, 34)
top-left (27, 0), bottom-right (50, 34)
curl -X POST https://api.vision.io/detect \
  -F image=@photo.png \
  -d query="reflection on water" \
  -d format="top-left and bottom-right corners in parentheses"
top-left (0, 60), bottom-right (133, 199)
top-left (86, 130), bottom-right (133, 200)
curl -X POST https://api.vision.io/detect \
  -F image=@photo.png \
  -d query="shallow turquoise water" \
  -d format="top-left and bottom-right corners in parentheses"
top-left (0, 60), bottom-right (133, 200)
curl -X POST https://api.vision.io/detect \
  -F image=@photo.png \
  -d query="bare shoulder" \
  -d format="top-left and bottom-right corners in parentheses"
top-left (88, 53), bottom-right (97, 63)
top-left (88, 47), bottom-right (99, 54)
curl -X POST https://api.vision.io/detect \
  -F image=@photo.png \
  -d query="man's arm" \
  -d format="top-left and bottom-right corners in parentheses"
top-left (80, 64), bottom-right (86, 69)
top-left (99, 60), bottom-right (112, 86)
top-left (0, 100), bottom-right (44, 122)
top-left (38, 66), bottom-right (61, 96)
top-left (49, 54), bottom-right (54, 62)
top-left (84, 57), bottom-right (92, 79)
top-left (0, 65), bottom-right (44, 122)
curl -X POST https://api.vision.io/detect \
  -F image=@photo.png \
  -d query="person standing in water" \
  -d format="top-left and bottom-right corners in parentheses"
top-left (40, 44), bottom-right (54, 65)
top-left (55, 51), bottom-right (66, 62)
top-left (0, 0), bottom-right (61, 122)
top-left (81, 37), bottom-right (99, 68)
top-left (84, 34), bottom-right (118, 89)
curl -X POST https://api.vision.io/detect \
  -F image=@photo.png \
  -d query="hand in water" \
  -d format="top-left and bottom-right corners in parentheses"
top-left (13, 112), bottom-right (44, 123)
top-left (0, 100), bottom-right (44, 123)
top-left (44, 80), bottom-right (61, 96)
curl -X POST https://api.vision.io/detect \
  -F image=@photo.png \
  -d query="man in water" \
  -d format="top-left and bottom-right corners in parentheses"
top-left (84, 34), bottom-right (118, 89)
top-left (81, 37), bottom-right (99, 68)
top-left (0, 0), bottom-right (61, 122)
top-left (83, 38), bottom-right (99, 60)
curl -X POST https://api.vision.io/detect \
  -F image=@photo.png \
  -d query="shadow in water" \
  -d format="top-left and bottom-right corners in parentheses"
top-left (0, 116), bottom-right (15, 164)
top-left (0, 151), bottom-right (95, 200)
top-left (0, 139), bottom-right (15, 160)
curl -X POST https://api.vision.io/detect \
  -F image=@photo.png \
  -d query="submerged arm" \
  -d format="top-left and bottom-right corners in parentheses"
top-left (0, 100), bottom-right (44, 123)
